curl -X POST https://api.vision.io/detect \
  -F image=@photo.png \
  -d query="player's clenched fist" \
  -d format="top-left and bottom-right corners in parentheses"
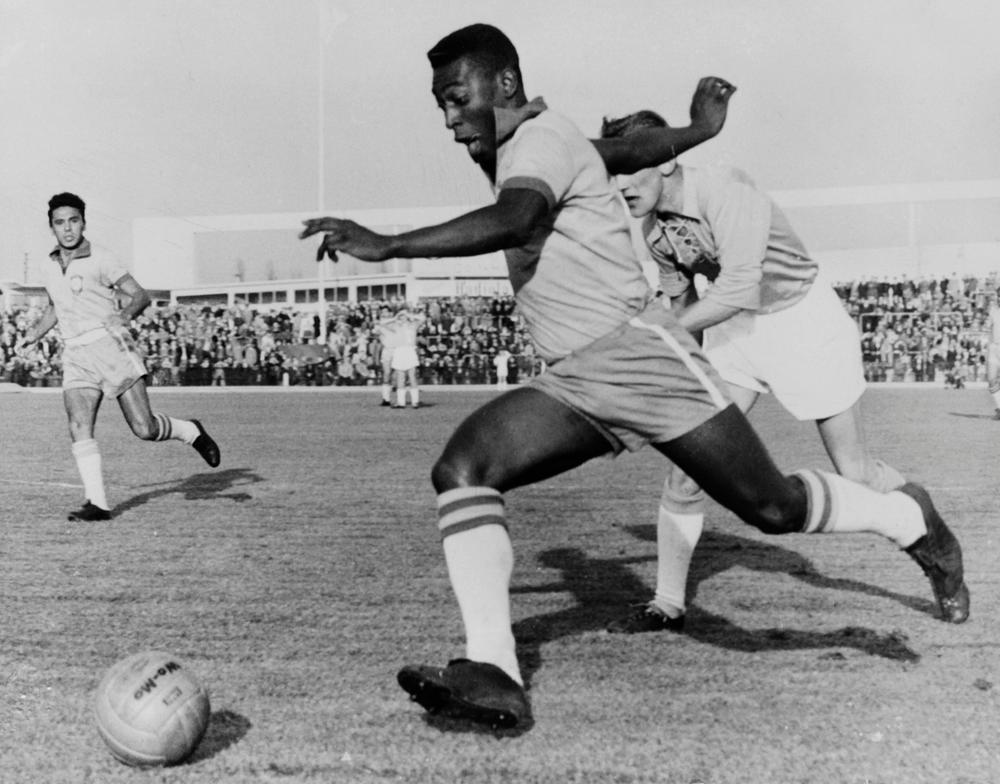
top-left (299, 217), bottom-right (393, 263)
top-left (688, 76), bottom-right (736, 139)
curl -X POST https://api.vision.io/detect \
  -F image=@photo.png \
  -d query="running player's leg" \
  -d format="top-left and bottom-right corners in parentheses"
top-left (657, 403), bottom-right (968, 622)
top-left (117, 379), bottom-right (220, 467)
top-left (429, 387), bottom-right (612, 685)
top-left (816, 403), bottom-right (905, 491)
top-left (394, 369), bottom-right (407, 408)
top-left (381, 354), bottom-right (394, 405)
top-left (64, 387), bottom-right (110, 517)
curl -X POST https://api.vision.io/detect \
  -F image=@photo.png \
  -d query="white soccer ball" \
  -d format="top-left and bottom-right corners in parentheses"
top-left (94, 650), bottom-right (211, 767)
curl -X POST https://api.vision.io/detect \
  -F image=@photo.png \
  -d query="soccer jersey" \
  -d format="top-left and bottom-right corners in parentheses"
top-left (43, 240), bottom-right (129, 345)
top-left (647, 165), bottom-right (817, 315)
top-left (492, 99), bottom-right (653, 362)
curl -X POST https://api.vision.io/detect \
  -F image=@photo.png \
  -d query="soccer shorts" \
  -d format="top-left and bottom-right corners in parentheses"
top-left (390, 345), bottom-right (419, 372)
top-left (702, 276), bottom-right (865, 421)
top-left (62, 329), bottom-right (148, 398)
top-left (529, 298), bottom-right (729, 453)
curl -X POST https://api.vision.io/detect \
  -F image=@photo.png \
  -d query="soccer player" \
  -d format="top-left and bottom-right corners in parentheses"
top-left (18, 193), bottom-right (221, 522)
top-left (986, 289), bottom-right (1000, 419)
top-left (373, 305), bottom-right (400, 406)
top-left (600, 109), bottom-right (907, 634)
top-left (390, 306), bottom-right (424, 408)
top-left (300, 24), bottom-right (968, 730)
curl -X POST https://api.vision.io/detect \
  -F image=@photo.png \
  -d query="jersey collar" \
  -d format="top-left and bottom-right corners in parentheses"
top-left (49, 238), bottom-right (92, 262)
top-left (494, 97), bottom-right (548, 146)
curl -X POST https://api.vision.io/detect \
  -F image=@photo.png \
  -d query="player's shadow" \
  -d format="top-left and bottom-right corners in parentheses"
top-left (949, 411), bottom-right (998, 420)
top-left (512, 533), bottom-right (923, 689)
top-left (184, 709), bottom-right (252, 764)
top-left (112, 467), bottom-right (264, 516)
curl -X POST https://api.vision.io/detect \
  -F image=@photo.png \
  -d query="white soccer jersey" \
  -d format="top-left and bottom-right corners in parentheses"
top-left (43, 240), bottom-right (128, 344)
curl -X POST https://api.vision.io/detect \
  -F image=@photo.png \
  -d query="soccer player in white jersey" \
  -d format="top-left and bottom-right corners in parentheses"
top-left (389, 306), bottom-right (424, 408)
top-left (986, 289), bottom-right (1000, 419)
top-left (18, 193), bottom-right (220, 521)
top-left (300, 24), bottom-right (967, 730)
top-left (374, 306), bottom-right (401, 406)
top-left (600, 110), bottom-right (908, 634)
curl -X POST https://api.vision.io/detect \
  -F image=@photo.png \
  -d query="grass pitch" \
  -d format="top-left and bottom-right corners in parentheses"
top-left (2, 385), bottom-right (999, 783)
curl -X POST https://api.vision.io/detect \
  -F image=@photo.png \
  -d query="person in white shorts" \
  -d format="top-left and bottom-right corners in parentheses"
top-left (18, 192), bottom-right (221, 522)
top-left (985, 289), bottom-right (1000, 419)
top-left (601, 109), bottom-right (907, 634)
top-left (299, 25), bottom-right (966, 731)
top-left (389, 307), bottom-right (424, 408)
top-left (374, 306), bottom-right (400, 406)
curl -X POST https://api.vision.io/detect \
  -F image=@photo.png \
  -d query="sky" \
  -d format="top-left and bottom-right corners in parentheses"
top-left (2, 0), bottom-right (999, 284)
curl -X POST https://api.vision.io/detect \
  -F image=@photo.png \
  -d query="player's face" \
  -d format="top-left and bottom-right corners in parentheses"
top-left (432, 57), bottom-right (501, 172)
top-left (615, 168), bottom-right (663, 219)
top-left (50, 206), bottom-right (85, 250)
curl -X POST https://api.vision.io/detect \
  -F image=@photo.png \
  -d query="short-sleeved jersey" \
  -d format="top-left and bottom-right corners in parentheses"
top-left (376, 316), bottom-right (404, 350)
top-left (647, 165), bottom-right (817, 315)
top-left (493, 99), bottom-right (653, 362)
top-left (42, 240), bottom-right (129, 344)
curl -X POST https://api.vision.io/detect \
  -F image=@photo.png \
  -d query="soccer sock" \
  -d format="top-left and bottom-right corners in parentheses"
top-left (793, 469), bottom-right (926, 548)
top-left (652, 507), bottom-right (703, 617)
top-left (868, 459), bottom-right (906, 493)
top-left (410, 387), bottom-right (420, 407)
top-left (381, 384), bottom-right (392, 403)
top-left (396, 388), bottom-right (406, 407)
top-left (71, 439), bottom-right (109, 511)
top-left (991, 388), bottom-right (1000, 410)
top-left (152, 413), bottom-right (199, 444)
top-left (438, 487), bottom-right (521, 685)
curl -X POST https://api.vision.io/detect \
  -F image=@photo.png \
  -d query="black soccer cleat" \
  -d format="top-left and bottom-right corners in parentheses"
top-left (68, 500), bottom-right (112, 522)
top-left (190, 419), bottom-right (220, 467)
top-left (607, 602), bottom-right (687, 634)
top-left (397, 659), bottom-right (531, 729)
top-left (900, 483), bottom-right (970, 624)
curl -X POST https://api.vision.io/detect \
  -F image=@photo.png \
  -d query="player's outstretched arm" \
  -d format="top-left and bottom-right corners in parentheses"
top-left (300, 188), bottom-right (549, 263)
top-left (593, 76), bottom-right (736, 175)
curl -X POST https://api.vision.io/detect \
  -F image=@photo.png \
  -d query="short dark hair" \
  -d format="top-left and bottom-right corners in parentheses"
top-left (48, 192), bottom-right (86, 223)
top-left (427, 23), bottom-right (521, 82)
top-left (600, 110), bottom-right (669, 139)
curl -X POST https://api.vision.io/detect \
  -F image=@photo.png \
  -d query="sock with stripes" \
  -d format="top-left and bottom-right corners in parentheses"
top-left (793, 469), bottom-right (926, 548)
top-left (152, 413), bottom-right (199, 444)
top-left (71, 438), bottom-right (109, 511)
top-left (653, 507), bottom-right (703, 617)
top-left (438, 487), bottom-right (521, 685)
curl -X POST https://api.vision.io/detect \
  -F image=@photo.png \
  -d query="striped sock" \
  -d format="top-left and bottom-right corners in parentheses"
top-left (793, 469), bottom-right (926, 548)
top-left (153, 413), bottom-right (199, 444)
top-left (438, 487), bottom-right (521, 684)
top-left (71, 439), bottom-right (109, 511)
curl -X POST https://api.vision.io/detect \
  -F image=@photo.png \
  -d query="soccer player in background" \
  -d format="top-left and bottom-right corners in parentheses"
top-left (600, 109), bottom-right (907, 634)
top-left (18, 192), bottom-right (221, 521)
top-left (373, 305), bottom-right (400, 406)
top-left (986, 289), bottom-right (1000, 419)
top-left (300, 24), bottom-right (968, 730)
top-left (390, 306), bottom-right (424, 408)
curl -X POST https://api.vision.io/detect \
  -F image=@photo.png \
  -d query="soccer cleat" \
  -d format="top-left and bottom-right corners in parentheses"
top-left (397, 659), bottom-right (531, 729)
top-left (380, 399), bottom-right (392, 407)
top-left (190, 419), bottom-right (221, 467)
top-left (68, 500), bottom-right (112, 522)
top-left (900, 483), bottom-right (970, 624)
top-left (606, 602), bottom-right (686, 634)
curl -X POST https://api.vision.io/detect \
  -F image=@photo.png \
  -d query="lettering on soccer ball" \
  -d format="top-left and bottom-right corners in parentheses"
top-left (132, 661), bottom-right (182, 700)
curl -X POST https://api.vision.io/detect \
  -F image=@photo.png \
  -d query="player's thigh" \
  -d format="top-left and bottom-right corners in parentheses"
top-left (654, 404), bottom-right (805, 533)
top-left (63, 387), bottom-right (103, 438)
top-left (432, 387), bottom-right (612, 493)
top-left (117, 378), bottom-right (157, 438)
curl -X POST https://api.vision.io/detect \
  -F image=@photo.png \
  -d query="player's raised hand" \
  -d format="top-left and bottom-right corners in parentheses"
top-left (299, 217), bottom-right (392, 263)
top-left (689, 76), bottom-right (736, 138)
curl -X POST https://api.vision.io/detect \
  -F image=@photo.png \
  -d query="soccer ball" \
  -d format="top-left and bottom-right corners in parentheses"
top-left (93, 651), bottom-right (211, 767)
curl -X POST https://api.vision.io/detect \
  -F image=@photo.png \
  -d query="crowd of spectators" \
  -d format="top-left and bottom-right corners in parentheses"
top-left (0, 295), bottom-right (544, 389)
top-left (2, 271), bottom-right (997, 389)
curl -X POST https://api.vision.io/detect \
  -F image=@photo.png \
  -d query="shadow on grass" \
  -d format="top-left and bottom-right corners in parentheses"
top-left (113, 467), bottom-right (264, 516)
top-left (185, 709), bottom-right (252, 764)
top-left (512, 531), bottom-right (925, 688)
top-left (420, 712), bottom-right (533, 738)
top-left (949, 411), bottom-right (999, 420)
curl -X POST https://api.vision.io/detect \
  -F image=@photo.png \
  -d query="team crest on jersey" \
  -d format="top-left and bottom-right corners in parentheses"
top-left (70, 275), bottom-right (84, 294)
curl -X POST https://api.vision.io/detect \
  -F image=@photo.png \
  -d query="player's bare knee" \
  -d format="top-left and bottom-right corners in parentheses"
top-left (745, 496), bottom-right (802, 535)
top-left (431, 452), bottom-right (483, 493)
top-left (130, 420), bottom-right (158, 441)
